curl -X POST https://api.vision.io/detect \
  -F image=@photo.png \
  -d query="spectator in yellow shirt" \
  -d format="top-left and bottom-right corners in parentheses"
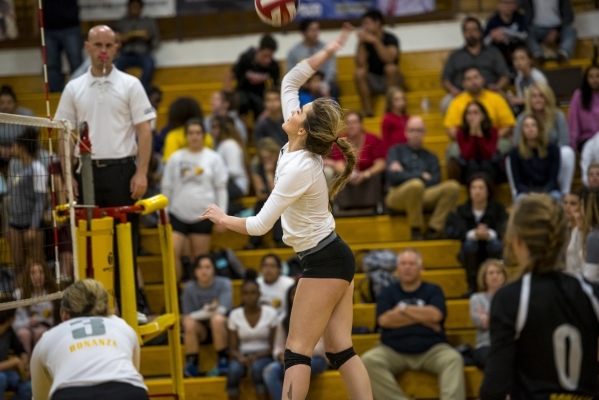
top-left (444, 67), bottom-right (515, 164)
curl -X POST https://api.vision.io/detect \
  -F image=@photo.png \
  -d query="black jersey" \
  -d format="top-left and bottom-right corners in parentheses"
top-left (480, 271), bottom-right (599, 400)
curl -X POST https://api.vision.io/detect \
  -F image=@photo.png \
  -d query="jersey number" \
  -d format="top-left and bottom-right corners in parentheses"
top-left (70, 318), bottom-right (106, 339)
top-left (553, 324), bottom-right (582, 390)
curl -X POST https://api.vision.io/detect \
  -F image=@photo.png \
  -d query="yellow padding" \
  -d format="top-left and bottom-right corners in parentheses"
top-left (135, 195), bottom-right (168, 215)
top-left (139, 313), bottom-right (176, 343)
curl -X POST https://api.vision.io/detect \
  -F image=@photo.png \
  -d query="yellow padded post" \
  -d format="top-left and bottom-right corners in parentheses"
top-left (135, 194), bottom-right (168, 215)
top-left (116, 222), bottom-right (140, 342)
top-left (91, 217), bottom-right (116, 308)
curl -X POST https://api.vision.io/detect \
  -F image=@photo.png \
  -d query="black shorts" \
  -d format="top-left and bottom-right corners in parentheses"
top-left (169, 213), bottom-right (213, 235)
top-left (300, 234), bottom-right (355, 283)
top-left (9, 223), bottom-right (30, 231)
top-left (52, 382), bottom-right (148, 400)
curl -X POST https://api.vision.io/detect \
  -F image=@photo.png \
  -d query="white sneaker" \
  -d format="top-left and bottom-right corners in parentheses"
top-left (137, 312), bottom-right (148, 325)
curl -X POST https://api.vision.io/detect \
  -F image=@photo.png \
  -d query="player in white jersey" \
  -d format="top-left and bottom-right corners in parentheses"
top-left (201, 23), bottom-right (373, 400)
top-left (30, 280), bottom-right (148, 400)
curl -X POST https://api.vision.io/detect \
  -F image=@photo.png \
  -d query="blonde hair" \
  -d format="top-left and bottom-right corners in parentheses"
top-left (518, 114), bottom-right (548, 159)
top-left (588, 162), bottom-right (599, 177)
top-left (524, 82), bottom-right (558, 140)
top-left (476, 259), bottom-right (508, 292)
top-left (61, 279), bottom-right (111, 318)
top-left (504, 194), bottom-right (569, 276)
top-left (303, 98), bottom-right (356, 200)
top-left (385, 86), bottom-right (405, 114)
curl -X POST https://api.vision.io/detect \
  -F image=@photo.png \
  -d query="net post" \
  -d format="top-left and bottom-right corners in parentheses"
top-left (61, 119), bottom-right (79, 282)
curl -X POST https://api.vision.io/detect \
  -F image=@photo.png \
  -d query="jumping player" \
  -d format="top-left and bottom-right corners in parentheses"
top-left (201, 23), bottom-right (373, 400)
top-left (480, 193), bottom-right (599, 400)
top-left (30, 280), bottom-right (148, 400)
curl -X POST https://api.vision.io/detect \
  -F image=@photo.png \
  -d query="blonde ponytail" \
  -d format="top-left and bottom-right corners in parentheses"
top-left (61, 279), bottom-right (111, 318)
top-left (329, 137), bottom-right (356, 200)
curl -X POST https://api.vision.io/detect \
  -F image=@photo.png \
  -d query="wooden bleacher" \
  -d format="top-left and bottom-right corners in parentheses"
top-left (2, 32), bottom-right (594, 399)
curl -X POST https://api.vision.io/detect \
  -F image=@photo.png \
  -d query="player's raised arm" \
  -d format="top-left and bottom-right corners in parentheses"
top-left (281, 23), bottom-right (353, 120)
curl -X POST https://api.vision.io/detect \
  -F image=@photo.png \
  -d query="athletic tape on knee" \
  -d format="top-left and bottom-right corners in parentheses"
top-left (284, 349), bottom-right (311, 371)
top-left (326, 347), bottom-right (356, 370)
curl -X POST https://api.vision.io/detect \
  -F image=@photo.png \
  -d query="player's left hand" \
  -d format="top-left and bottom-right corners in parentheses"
top-left (201, 204), bottom-right (227, 226)
top-left (130, 172), bottom-right (148, 200)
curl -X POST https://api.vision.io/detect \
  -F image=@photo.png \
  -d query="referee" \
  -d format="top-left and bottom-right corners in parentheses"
top-left (55, 25), bottom-right (154, 320)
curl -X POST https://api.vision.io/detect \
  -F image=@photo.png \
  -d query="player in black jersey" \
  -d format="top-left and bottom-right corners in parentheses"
top-left (480, 194), bottom-right (599, 400)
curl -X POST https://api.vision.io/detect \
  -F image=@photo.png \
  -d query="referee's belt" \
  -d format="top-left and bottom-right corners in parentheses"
top-left (91, 156), bottom-right (136, 168)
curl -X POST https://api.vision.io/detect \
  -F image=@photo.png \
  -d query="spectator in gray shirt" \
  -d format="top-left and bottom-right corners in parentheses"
top-left (469, 259), bottom-right (507, 370)
top-left (441, 17), bottom-right (510, 113)
top-left (385, 116), bottom-right (460, 240)
top-left (114, 0), bottom-right (160, 88)
top-left (182, 255), bottom-right (233, 378)
top-left (253, 88), bottom-right (288, 147)
top-left (287, 20), bottom-right (339, 99)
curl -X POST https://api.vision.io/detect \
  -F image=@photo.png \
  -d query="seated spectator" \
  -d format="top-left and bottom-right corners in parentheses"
top-left (444, 67), bottom-right (515, 163)
top-left (299, 71), bottom-right (329, 107)
top-left (354, 9), bottom-right (401, 117)
top-left (210, 116), bottom-right (249, 213)
top-left (113, 0), bottom-right (160, 88)
top-left (7, 129), bottom-right (47, 273)
top-left (581, 187), bottom-right (599, 281)
top-left (587, 162), bottom-right (599, 189)
top-left (287, 19), bottom-right (339, 99)
top-left (445, 174), bottom-right (507, 295)
top-left (565, 192), bottom-right (584, 274)
top-left (522, 0), bottom-right (577, 63)
top-left (253, 88), bottom-right (288, 147)
top-left (568, 64), bottom-right (599, 151)
top-left (0, 85), bottom-right (34, 166)
top-left (512, 83), bottom-right (573, 196)
top-left (449, 102), bottom-right (503, 184)
top-left (385, 116), bottom-right (460, 240)
top-left (0, 301), bottom-right (31, 400)
top-left (182, 255), bottom-right (232, 378)
top-left (161, 97), bottom-right (213, 162)
top-left (227, 270), bottom-right (277, 400)
top-left (362, 249), bottom-right (465, 400)
top-left (14, 263), bottom-right (58, 356)
top-left (224, 35), bottom-right (280, 118)
top-left (327, 111), bottom-right (385, 188)
top-left (146, 85), bottom-right (162, 141)
top-left (245, 139), bottom-right (283, 250)
top-left (256, 254), bottom-right (295, 316)
top-left (483, 0), bottom-right (528, 71)
top-left (161, 119), bottom-right (228, 281)
top-left (262, 283), bottom-right (327, 400)
top-left (204, 91), bottom-right (248, 143)
top-left (581, 131), bottom-right (599, 186)
top-left (469, 259), bottom-right (507, 370)
top-left (441, 17), bottom-right (510, 113)
top-left (509, 114), bottom-right (561, 200)
top-left (509, 46), bottom-right (548, 110)
top-left (381, 86), bottom-right (409, 155)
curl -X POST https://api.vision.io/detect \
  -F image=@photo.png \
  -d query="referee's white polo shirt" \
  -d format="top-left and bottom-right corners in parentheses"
top-left (54, 66), bottom-right (156, 160)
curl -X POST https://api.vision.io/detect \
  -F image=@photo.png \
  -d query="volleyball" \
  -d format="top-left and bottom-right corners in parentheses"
top-left (255, 0), bottom-right (299, 27)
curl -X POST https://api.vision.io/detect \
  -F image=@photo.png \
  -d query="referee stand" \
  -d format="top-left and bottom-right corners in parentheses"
top-left (56, 122), bottom-right (185, 399)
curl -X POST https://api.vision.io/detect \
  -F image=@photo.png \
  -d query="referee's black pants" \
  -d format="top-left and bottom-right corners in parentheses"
top-left (76, 158), bottom-right (147, 313)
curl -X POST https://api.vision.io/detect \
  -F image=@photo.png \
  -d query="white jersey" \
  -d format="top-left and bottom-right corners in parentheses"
top-left (246, 60), bottom-right (335, 252)
top-left (31, 315), bottom-right (146, 400)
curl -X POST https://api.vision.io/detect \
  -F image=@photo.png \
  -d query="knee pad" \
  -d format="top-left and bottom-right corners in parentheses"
top-left (284, 349), bottom-right (311, 371)
top-left (325, 347), bottom-right (356, 370)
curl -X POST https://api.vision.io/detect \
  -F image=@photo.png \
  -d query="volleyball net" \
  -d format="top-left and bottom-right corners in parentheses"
top-left (0, 112), bottom-right (75, 310)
